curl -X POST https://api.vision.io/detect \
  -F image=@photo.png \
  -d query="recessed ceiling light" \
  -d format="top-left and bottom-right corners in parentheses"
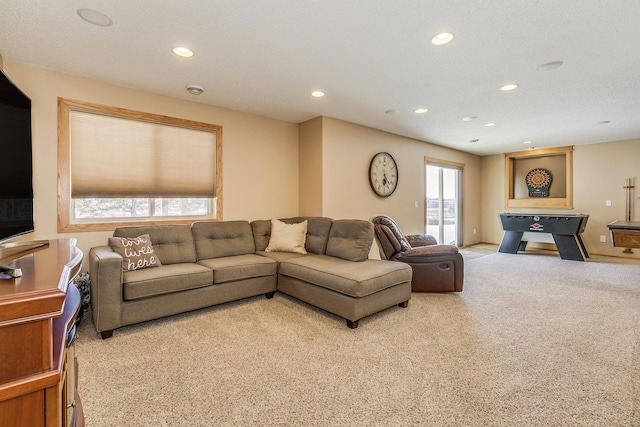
top-left (77, 8), bottom-right (113, 26)
top-left (499, 83), bottom-right (519, 91)
top-left (186, 85), bottom-right (204, 95)
top-left (484, 122), bottom-right (496, 127)
top-left (385, 109), bottom-right (400, 115)
top-left (431, 32), bottom-right (453, 46)
top-left (537, 61), bottom-right (564, 71)
top-left (414, 108), bottom-right (428, 114)
top-left (310, 90), bottom-right (325, 97)
top-left (523, 140), bottom-right (532, 144)
top-left (462, 116), bottom-right (478, 121)
top-left (173, 47), bottom-right (194, 58)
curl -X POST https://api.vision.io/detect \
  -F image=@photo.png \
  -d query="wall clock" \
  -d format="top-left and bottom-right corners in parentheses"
top-left (369, 152), bottom-right (398, 197)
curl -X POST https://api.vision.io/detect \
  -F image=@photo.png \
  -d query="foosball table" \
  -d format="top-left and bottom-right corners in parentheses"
top-left (498, 213), bottom-right (590, 261)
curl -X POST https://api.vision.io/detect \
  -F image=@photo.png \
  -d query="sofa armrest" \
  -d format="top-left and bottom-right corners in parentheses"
top-left (89, 245), bottom-right (124, 335)
top-left (406, 234), bottom-right (438, 247)
top-left (396, 244), bottom-right (458, 258)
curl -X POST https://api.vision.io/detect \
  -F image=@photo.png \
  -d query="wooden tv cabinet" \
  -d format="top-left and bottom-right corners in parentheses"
top-left (0, 239), bottom-right (84, 427)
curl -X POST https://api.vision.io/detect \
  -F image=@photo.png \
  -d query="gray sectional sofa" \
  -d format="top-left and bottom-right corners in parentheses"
top-left (89, 217), bottom-right (412, 338)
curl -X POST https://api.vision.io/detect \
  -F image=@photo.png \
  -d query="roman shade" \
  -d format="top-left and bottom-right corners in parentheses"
top-left (69, 110), bottom-right (216, 198)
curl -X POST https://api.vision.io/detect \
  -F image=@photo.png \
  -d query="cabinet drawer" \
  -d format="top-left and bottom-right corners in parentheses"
top-left (610, 229), bottom-right (640, 248)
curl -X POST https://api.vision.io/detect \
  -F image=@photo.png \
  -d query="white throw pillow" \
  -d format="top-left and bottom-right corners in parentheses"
top-left (265, 219), bottom-right (308, 254)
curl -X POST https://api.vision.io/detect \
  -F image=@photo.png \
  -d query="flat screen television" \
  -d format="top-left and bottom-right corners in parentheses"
top-left (0, 69), bottom-right (34, 244)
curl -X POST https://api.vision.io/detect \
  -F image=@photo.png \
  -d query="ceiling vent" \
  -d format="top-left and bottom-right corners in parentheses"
top-left (186, 85), bottom-right (204, 95)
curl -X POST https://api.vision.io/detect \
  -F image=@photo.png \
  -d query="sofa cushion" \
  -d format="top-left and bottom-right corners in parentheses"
top-left (256, 250), bottom-right (309, 263)
top-left (251, 217), bottom-right (333, 254)
top-left (108, 234), bottom-right (162, 271)
top-left (250, 219), bottom-right (271, 251)
top-left (279, 255), bottom-right (412, 298)
top-left (114, 225), bottom-right (196, 265)
top-left (192, 221), bottom-right (256, 260)
top-left (325, 219), bottom-right (374, 262)
top-left (122, 263), bottom-right (213, 301)
top-left (266, 219), bottom-right (307, 254)
top-left (299, 217), bottom-right (333, 254)
top-left (198, 254), bottom-right (277, 284)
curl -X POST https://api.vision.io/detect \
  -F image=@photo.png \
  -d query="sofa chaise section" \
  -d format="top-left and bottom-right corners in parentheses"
top-left (275, 219), bottom-right (412, 328)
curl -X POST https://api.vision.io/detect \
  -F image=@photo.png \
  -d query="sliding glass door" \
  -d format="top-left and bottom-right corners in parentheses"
top-left (426, 160), bottom-right (463, 246)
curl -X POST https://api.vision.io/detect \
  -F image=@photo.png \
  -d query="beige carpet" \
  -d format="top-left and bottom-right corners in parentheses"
top-left (76, 250), bottom-right (640, 426)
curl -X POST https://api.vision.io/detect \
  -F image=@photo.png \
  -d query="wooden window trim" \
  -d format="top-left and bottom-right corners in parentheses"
top-left (57, 98), bottom-right (223, 232)
top-left (504, 146), bottom-right (572, 209)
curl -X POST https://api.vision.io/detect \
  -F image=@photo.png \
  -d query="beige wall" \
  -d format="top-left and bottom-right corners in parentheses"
top-left (298, 117), bottom-right (323, 216)
top-left (481, 154), bottom-right (507, 244)
top-left (300, 117), bottom-right (483, 257)
top-left (481, 139), bottom-right (640, 259)
top-left (2, 61), bottom-right (299, 265)
top-left (9, 60), bottom-right (631, 267)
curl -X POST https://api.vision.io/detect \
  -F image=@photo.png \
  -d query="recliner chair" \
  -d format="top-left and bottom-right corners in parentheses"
top-left (370, 215), bottom-right (464, 292)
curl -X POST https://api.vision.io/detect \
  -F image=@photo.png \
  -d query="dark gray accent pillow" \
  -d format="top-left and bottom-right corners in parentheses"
top-left (113, 225), bottom-right (196, 264)
top-left (108, 234), bottom-right (162, 271)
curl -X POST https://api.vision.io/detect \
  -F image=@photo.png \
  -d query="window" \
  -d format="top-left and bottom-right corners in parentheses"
top-left (58, 98), bottom-right (222, 232)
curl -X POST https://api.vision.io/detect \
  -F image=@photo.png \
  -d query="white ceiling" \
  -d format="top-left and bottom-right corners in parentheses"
top-left (2, 1), bottom-right (640, 156)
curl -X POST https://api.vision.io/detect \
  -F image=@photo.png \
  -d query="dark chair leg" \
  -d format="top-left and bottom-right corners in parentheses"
top-left (100, 330), bottom-right (114, 339)
top-left (346, 319), bottom-right (359, 329)
top-left (398, 300), bottom-right (409, 308)
top-left (265, 291), bottom-right (275, 299)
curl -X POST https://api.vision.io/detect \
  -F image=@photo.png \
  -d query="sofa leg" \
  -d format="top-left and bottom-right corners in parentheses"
top-left (265, 291), bottom-right (275, 299)
top-left (346, 319), bottom-right (359, 329)
top-left (398, 300), bottom-right (409, 308)
top-left (100, 330), bottom-right (114, 339)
